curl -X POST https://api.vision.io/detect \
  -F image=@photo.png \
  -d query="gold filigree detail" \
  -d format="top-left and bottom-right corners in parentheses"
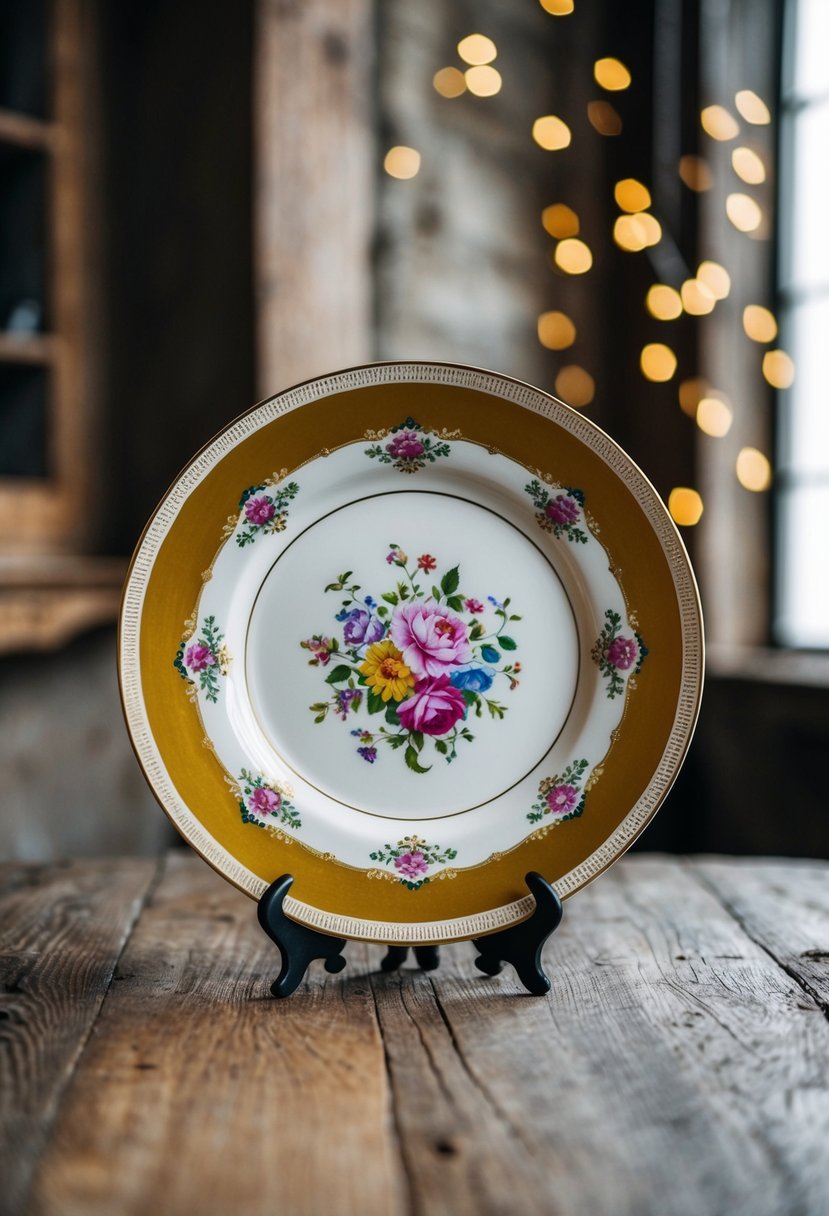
top-left (202, 736), bottom-right (215, 751)
top-left (182, 616), bottom-right (196, 641)
top-left (363, 427), bottom-right (389, 441)
top-left (201, 569), bottom-right (213, 583)
top-left (585, 763), bottom-right (604, 792)
top-left (222, 514), bottom-right (238, 539)
top-left (217, 643), bottom-right (233, 676)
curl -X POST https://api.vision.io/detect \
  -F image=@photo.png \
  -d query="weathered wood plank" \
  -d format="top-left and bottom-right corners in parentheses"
top-left (25, 854), bottom-right (405, 1216)
top-left (376, 856), bottom-right (829, 1216)
top-left (0, 858), bottom-right (158, 1216)
top-left (692, 857), bottom-right (829, 1009)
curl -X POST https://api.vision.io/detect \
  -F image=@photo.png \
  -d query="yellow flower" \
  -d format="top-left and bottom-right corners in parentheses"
top-left (360, 640), bottom-right (415, 702)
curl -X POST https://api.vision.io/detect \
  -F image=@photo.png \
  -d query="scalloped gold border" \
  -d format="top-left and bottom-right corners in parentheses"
top-left (118, 361), bottom-right (703, 943)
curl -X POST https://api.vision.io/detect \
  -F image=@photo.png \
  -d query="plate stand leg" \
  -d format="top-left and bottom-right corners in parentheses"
top-left (257, 874), bottom-right (347, 998)
top-left (381, 945), bottom-right (441, 972)
top-left (471, 872), bottom-right (563, 995)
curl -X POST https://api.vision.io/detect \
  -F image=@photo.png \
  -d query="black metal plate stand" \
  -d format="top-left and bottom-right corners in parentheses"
top-left (257, 871), bottom-right (563, 998)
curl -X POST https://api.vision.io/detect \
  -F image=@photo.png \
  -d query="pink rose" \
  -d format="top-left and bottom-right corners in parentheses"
top-left (390, 601), bottom-right (472, 677)
top-left (545, 494), bottom-right (579, 525)
top-left (546, 784), bottom-right (578, 816)
top-left (607, 636), bottom-right (638, 670)
top-left (244, 495), bottom-right (275, 525)
top-left (397, 676), bottom-right (467, 736)
top-left (247, 786), bottom-right (281, 822)
top-left (394, 851), bottom-right (429, 879)
top-left (185, 642), bottom-right (215, 672)
top-left (387, 431), bottom-right (425, 460)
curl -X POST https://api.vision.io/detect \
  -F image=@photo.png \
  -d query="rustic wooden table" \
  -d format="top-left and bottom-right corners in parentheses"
top-left (2, 852), bottom-right (828, 1216)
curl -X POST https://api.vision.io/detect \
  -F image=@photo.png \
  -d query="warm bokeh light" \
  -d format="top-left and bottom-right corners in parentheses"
top-left (537, 310), bottom-right (576, 350)
top-left (678, 377), bottom-right (709, 417)
top-left (532, 115), bottom-right (572, 150)
top-left (554, 238), bottom-right (593, 274)
top-left (646, 284), bottom-right (682, 321)
top-left (594, 57), bottom-right (631, 91)
top-left (736, 447), bottom-right (772, 491)
top-left (743, 305), bottom-right (778, 343)
top-left (681, 278), bottom-right (716, 316)
top-left (762, 349), bottom-right (795, 388)
top-left (636, 213), bottom-right (662, 247)
top-left (726, 192), bottom-right (762, 232)
top-left (555, 364), bottom-right (595, 406)
top-left (587, 100), bottom-right (622, 135)
top-left (542, 203), bottom-right (579, 238)
top-left (696, 396), bottom-right (733, 437)
top-left (539, 0), bottom-right (574, 12)
top-left (433, 67), bottom-right (466, 98)
top-left (701, 104), bottom-right (739, 140)
top-left (735, 89), bottom-right (771, 125)
top-left (678, 154), bottom-right (713, 191)
top-left (668, 487), bottom-right (704, 526)
top-left (614, 178), bottom-right (651, 212)
top-left (457, 34), bottom-right (497, 65)
top-left (640, 343), bottom-right (677, 382)
top-left (465, 65), bottom-right (502, 96)
top-left (614, 215), bottom-right (646, 251)
top-left (732, 146), bottom-right (766, 184)
top-left (697, 260), bottom-right (731, 300)
top-left (383, 146), bottom-right (421, 179)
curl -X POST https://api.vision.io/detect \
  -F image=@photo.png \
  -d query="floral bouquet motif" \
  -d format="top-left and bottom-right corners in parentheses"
top-left (524, 478), bottom-right (588, 544)
top-left (228, 769), bottom-right (301, 833)
top-left (223, 472), bottom-right (300, 548)
top-left (174, 615), bottom-right (232, 703)
top-left (592, 609), bottom-right (648, 699)
top-left (303, 545), bottom-right (522, 772)
top-left (364, 417), bottom-right (453, 474)
top-left (527, 758), bottom-right (589, 824)
top-left (368, 835), bottom-right (458, 890)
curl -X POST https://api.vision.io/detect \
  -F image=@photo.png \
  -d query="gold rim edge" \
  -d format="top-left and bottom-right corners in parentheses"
top-left (118, 360), bottom-right (704, 943)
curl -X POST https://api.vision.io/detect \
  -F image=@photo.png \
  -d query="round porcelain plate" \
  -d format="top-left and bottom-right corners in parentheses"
top-left (119, 362), bottom-right (703, 942)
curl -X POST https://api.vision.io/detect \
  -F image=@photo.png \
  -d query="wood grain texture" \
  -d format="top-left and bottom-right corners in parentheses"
top-left (0, 859), bottom-right (158, 1216)
top-left (25, 854), bottom-right (405, 1216)
top-left (7, 853), bottom-right (829, 1216)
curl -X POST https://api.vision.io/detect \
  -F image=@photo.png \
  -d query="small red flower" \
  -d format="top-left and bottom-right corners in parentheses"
top-left (417, 554), bottom-right (437, 572)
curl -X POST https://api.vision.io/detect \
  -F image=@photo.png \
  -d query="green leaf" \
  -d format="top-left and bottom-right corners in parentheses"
top-left (387, 734), bottom-right (407, 749)
top-left (469, 621), bottom-right (485, 640)
top-left (434, 740), bottom-right (448, 755)
top-left (499, 636), bottom-right (517, 651)
top-left (445, 595), bottom-right (463, 612)
top-left (440, 565), bottom-right (460, 596)
top-left (367, 690), bottom-right (385, 714)
top-left (405, 745), bottom-right (431, 774)
top-left (325, 664), bottom-right (352, 684)
top-left (461, 690), bottom-right (479, 707)
top-left (432, 585), bottom-right (441, 602)
top-left (382, 592), bottom-right (399, 606)
top-left (384, 704), bottom-right (400, 726)
top-left (411, 731), bottom-right (424, 752)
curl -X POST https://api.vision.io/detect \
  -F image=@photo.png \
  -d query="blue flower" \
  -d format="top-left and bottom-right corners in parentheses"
top-left (363, 595), bottom-right (377, 609)
top-left (449, 663), bottom-right (496, 693)
top-left (357, 746), bottom-right (378, 763)
top-left (487, 595), bottom-right (504, 610)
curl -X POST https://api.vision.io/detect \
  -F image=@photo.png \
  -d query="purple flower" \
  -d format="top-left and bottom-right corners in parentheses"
top-left (390, 600), bottom-right (472, 678)
top-left (546, 783), bottom-right (579, 816)
top-left (545, 494), bottom-right (579, 525)
top-left (341, 608), bottom-right (385, 647)
top-left (246, 785), bottom-right (281, 822)
top-left (357, 746), bottom-right (378, 763)
top-left (185, 642), bottom-right (215, 672)
top-left (387, 431), bottom-right (425, 460)
top-left (394, 851), bottom-right (429, 879)
top-left (607, 636), bottom-right (638, 670)
top-left (397, 676), bottom-right (467, 736)
top-left (335, 688), bottom-right (362, 720)
top-left (465, 598), bottom-right (485, 614)
top-left (244, 495), bottom-right (275, 525)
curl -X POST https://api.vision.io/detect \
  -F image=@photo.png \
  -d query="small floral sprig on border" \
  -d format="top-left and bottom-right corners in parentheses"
top-left (591, 609), bottom-right (649, 699)
top-left (173, 615), bottom-right (231, 703)
top-left (527, 758), bottom-right (589, 824)
top-left (524, 479), bottom-right (588, 544)
top-left (368, 835), bottom-right (458, 890)
top-left (365, 418), bottom-right (453, 474)
top-left (227, 769), bottom-right (301, 833)
top-left (222, 470), bottom-right (300, 547)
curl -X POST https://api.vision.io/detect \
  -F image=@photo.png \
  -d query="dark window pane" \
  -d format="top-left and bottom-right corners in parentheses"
top-left (0, 364), bottom-right (49, 476)
top-left (0, 0), bottom-right (47, 118)
top-left (0, 144), bottom-right (48, 333)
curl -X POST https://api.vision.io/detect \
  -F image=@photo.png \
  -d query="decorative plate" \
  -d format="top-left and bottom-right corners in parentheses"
top-left (119, 362), bottom-right (703, 942)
